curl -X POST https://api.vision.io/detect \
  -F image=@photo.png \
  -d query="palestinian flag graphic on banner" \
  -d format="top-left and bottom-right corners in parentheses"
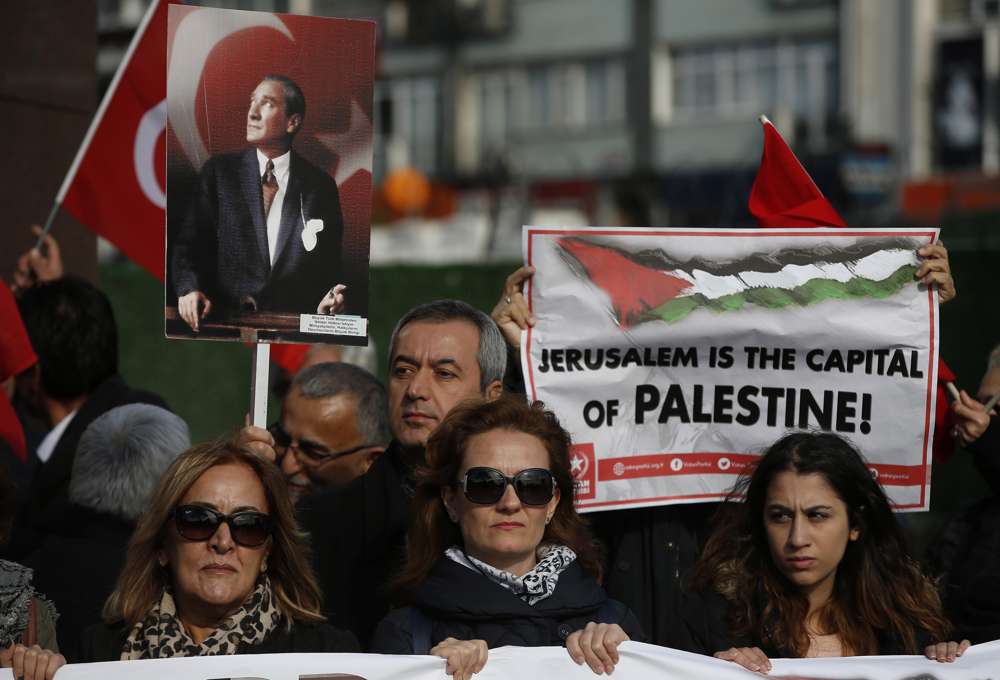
top-left (557, 236), bottom-right (921, 328)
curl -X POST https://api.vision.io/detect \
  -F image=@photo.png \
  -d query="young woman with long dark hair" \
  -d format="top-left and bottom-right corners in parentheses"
top-left (686, 432), bottom-right (967, 671)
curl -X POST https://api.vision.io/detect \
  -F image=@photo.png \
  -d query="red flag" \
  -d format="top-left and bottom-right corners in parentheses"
top-left (271, 343), bottom-right (310, 375)
top-left (933, 356), bottom-right (960, 463)
top-left (0, 281), bottom-right (37, 462)
top-left (59, 0), bottom-right (168, 280)
top-left (749, 116), bottom-right (954, 459)
top-left (749, 116), bottom-right (847, 228)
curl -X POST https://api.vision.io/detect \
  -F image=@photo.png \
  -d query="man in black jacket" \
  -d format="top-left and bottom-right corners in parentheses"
top-left (246, 300), bottom-right (506, 648)
top-left (10, 277), bottom-right (167, 557)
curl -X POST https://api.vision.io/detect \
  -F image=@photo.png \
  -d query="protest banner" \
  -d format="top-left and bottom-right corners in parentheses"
top-left (16, 641), bottom-right (999, 679)
top-left (522, 227), bottom-right (940, 512)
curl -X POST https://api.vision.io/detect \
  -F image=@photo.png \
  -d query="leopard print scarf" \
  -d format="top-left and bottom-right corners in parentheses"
top-left (121, 577), bottom-right (280, 659)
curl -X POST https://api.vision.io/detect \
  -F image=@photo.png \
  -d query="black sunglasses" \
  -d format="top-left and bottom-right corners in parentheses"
top-left (268, 422), bottom-right (373, 465)
top-left (172, 505), bottom-right (272, 548)
top-left (459, 467), bottom-right (556, 506)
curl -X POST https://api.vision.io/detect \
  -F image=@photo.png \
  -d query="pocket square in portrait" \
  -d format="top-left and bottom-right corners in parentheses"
top-left (302, 218), bottom-right (325, 252)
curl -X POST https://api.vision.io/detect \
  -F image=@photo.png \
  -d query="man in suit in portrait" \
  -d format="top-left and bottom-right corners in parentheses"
top-left (172, 74), bottom-right (347, 332)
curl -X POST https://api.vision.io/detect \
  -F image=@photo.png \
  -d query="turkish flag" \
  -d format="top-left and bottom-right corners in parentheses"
top-left (59, 0), bottom-right (169, 280)
top-left (749, 116), bottom-right (956, 460)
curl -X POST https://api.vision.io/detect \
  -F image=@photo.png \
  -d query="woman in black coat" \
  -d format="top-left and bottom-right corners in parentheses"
top-left (372, 397), bottom-right (643, 678)
top-left (80, 440), bottom-right (358, 661)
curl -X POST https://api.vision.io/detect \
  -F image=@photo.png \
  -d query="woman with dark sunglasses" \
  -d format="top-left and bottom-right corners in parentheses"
top-left (372, 397), bottom-right (643, 679)
top-left (78, 440), bottom-right (358, 661)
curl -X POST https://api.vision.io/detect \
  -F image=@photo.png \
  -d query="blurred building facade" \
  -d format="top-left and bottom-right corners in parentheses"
top-left (96, 0), bottom-right (1000, 239)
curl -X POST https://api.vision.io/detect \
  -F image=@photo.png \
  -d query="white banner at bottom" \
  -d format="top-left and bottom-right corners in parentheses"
top-left (10, 641), bottom-right (998, 680)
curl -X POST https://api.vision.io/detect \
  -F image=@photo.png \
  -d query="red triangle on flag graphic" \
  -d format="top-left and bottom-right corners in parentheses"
top-left (59, 0), bottom-right (170, 281)
top-left (558, 237), bottom-right (691, 328)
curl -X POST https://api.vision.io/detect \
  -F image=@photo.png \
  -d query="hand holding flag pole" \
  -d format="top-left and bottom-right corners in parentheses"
top-left (985, 391), bottom-right (1000, 414)
top-left (33, 204), bottom-right (61, 252)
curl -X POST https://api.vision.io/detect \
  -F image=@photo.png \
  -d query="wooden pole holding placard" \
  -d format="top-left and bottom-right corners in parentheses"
top-left (250, 343), bottom-right (270, 428)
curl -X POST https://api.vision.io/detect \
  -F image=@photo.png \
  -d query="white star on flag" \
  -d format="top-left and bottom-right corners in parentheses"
top-left (315, 98), bottom-right (373, 186)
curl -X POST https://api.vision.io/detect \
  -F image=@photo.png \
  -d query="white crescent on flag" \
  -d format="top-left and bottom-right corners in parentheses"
top-left (134, 99), bottom-right (166, 208)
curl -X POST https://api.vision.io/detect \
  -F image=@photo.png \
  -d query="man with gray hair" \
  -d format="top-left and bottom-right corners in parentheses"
top-left (270, 362), bottom-right (390, 503)
top-left (248, 299), bottom-right (505, 648)
top-left (26, 404), bottom-right (190, 661)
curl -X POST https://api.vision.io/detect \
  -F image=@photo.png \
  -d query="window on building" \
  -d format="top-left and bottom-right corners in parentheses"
top-left (481, 71), bottom-right (509, 153)
top-left (481, 56), bottom-right (626, 140)
top-left (373, 76), bottom-right (440, 179)
top-left (670, 39), bottom-right (837, 125)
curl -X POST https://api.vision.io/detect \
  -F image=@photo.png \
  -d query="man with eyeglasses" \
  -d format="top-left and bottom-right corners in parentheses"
top-left (243, 362), bottom-right (389, 503)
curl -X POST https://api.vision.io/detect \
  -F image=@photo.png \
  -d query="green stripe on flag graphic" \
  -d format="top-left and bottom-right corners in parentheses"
top-left (643, 264), bottom-right (917, 324)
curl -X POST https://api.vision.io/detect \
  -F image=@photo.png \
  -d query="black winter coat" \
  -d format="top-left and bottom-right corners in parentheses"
top-left (589, 503), bottom-right (715, 650)
top-left (932, 422), bottom-right (1000, 643)
top-left (298, 440), bottom-right (415, 648)
top-left (24, 505), bottom-right (135, 662)
top-left (970, 420), bottom-right (1000, 495)
top-left (78, 619), bottom-right (359, 662)
top-left (371, 557), bottom-right (644, 653)
top-left (682, 589), bottom-right (933, 657)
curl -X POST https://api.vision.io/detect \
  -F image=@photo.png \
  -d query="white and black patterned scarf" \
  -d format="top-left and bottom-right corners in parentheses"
top-left (0, 560), bottom-right (56, 647)
top-left (446, 544), bottom-right (577, 605)
top-left (121, 576), bottom-right (280, 659)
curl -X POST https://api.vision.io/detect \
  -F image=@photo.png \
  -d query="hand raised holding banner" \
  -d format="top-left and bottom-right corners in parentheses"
top-left (429, 637), bottom-right (488, 680)
top-left (566, 621), bottom-right (630, 675)
top-left (924, 639), bottom-right (971, 662)
top-left (915, 241), bottom-right (956, 304)
top-left (714, 646), bottom-right (772, 674)
top-left (490, 265), bottom-right (535, 350)
top-left (3, 643), bottom-right (66, 680)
